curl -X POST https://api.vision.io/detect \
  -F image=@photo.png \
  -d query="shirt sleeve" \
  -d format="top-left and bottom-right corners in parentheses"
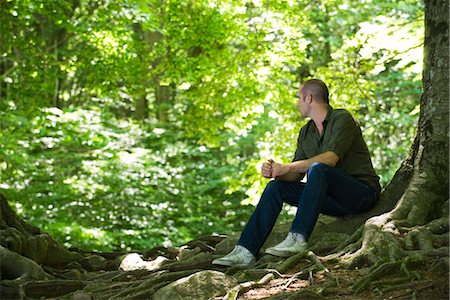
top-left (292, 128), bottom-right (307, 162)
top-left (321, 111), bottom-right (358, 160)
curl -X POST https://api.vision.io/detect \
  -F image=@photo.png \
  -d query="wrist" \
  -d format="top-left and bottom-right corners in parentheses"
top-left (286, 163), bottom-right (294, 173)
top-left (288, 161), bottom-right (304, 173)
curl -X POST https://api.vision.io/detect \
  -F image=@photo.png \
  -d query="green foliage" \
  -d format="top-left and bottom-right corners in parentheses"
top-left (0, 106), bottom-right (254, 251)
top-left (0, 0), bottom-right (423, 251)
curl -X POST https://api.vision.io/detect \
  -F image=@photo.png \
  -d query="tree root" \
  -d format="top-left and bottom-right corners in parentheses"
top-left (80, 269), bottom-right (201, 300)
top-left (220, 272), bottom-right (275, 300)
top-left (335, 213), bottom-right (449, 274)
top-left (378, 279), bottom-right (434, 294)
top-left (277, 255), bottom-right (304, 273)
top-left (352, 258), bottom-right (423, 294)
top-left (23, 280), bottom-right (88, 299)
top-left (0, 246), bottom-right (50, 281)
top-left (331, 226), bottom-right (364, 255)
top-left (405, 228), bottom-right (434, 251)
top-left (263, 289), bottom-right (325, 300)
top-left (161, 252), bottom-right (213, 271)
top-left (306, 251), bottom-right (330, 274)
top-left (408, 246), bottom-right (449, 259)
top-left (231, 268), bottom-right (283, 283)
top-left (217, 251), bottom-right (334, 300)
top-left (352, 261), bottom-right (400, 294)
top-left (280, 251), bottom-right (333, 290)
top-left (280, 268), bottom-right (311, 290)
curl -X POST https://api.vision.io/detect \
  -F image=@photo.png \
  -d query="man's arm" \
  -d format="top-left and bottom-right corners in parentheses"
top-left (275, 171), bottom-right (305, 182)
top-left (271, 151), bottom-right (339, 179)
top-left (262, 159), bottom-right (305, 182)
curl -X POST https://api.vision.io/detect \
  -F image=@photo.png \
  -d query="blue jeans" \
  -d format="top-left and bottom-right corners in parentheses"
top-left (238, 162), bottom-right (378, 256)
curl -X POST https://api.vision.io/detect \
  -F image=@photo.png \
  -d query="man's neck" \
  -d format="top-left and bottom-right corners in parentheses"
top-left (310, 104), bottom-right (330, 130)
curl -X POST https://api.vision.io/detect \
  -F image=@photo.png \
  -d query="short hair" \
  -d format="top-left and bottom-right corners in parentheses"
top-left (301, 79), bottom-right (329, 104)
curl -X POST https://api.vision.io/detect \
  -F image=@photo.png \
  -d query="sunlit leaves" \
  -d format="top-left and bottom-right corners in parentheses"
top-left (0, 0), bottom-right (424, 251)
top-left (0, 107), bottom-right (253, 251)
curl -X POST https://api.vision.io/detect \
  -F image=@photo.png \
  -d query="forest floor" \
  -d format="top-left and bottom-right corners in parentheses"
top-left (2, 243), bottom-right (448, 299)
top-left (235, 259), bottom-right (449, 300)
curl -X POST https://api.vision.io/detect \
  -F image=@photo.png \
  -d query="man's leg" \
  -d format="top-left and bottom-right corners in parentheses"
top-left (237, 180), bottom-right (304, 256)
top-left (291, 162), bottom-right (378, 240)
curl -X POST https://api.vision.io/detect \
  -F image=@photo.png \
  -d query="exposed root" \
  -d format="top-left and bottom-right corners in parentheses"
top-left (306, 251), bottom-right (330, 274)
top-left (161, 252), bottom-right (213, 271)
top-left (275, 252), bottom-right (307, 273)
top-left (83, 269), bottom-right (200, 300)
top-left (379, 279), bottom-right (434, 294)
top-left (220, 272), bottom-right (275, 300)
top-left (23, 280), bottom-right (88, 299)
top-left (331, 226), bottom-right (364, 254)
top-left (280, 251), bottom-right (334, 290)
top-left (352, 261), bottom-right (404, 294)
top-left (407, 246), bottom-right (449, 259)
top-left (405, 228), bottom-right (434, 251)
top-left (0, 246), bottom-right (51, 281)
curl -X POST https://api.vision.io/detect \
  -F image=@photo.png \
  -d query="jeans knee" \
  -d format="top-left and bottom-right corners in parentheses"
top-left (307, 162), bottom-right (327, 177)
top-left (265, 180), bottom-right (281, 193)
top-left (261, 180), bottom-right (285, 203)
top-left (309, 162), bottom-right (326, 171)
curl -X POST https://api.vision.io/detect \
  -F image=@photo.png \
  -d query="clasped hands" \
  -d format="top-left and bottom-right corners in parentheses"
top-left (261, 159), bottom-right (290, 179)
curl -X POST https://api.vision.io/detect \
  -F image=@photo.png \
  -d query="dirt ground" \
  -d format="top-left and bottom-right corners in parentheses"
top-left (239, 260), bottom-right (449, 300)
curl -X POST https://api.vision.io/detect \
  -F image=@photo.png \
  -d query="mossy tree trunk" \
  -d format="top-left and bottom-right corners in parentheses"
top-left (0, 194), bottom-right (82, 274)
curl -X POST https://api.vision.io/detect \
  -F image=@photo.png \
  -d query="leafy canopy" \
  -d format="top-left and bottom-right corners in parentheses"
top-left (0, 0), bottom-right (423, 251)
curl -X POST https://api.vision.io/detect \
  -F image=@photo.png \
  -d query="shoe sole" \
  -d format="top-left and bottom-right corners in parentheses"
top-left (212, 260), bottom-right (241, 266)
top-left (264, 248), bottom-right (294, 257)
top-left (212, 259), bottom-right (254, 267)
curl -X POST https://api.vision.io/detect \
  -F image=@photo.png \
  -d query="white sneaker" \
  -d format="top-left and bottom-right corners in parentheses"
top-left (265, 232), bottom-right (307, 257)
top-left (212, 245), bottom-right (256, 266)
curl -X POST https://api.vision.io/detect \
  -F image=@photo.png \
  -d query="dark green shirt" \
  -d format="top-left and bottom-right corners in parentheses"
top-left (293, 106), bottom-right (381, 195)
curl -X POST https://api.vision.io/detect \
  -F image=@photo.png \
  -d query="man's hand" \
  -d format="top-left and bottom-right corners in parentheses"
top-left (271, 161), bottom-right (290, 178)
top-left (261, 160), bottom-right (274, 178)
top-left (261, 159), bottom-right (290, 179)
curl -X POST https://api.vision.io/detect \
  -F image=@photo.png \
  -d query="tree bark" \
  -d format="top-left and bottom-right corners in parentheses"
top-left (0, 195), bottom-right (82, 272)
top-left (333, 0), bottom-right (449, 270)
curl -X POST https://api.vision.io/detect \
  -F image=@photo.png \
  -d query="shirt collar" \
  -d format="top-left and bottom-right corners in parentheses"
top-left (323, 105), bottom-right (333, 126)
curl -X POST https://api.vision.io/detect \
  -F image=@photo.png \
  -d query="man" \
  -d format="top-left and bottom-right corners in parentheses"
top-left (213, 79), bottom-right (381, 266)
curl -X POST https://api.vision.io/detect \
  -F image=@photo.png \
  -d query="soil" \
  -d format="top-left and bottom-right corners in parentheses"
top-left (239, 259), bottom-right (449, 300)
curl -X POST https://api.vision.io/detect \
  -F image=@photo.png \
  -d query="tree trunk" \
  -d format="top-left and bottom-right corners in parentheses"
top-left (331, 0), bottom-right (449, 281)
top-left (155, 83), bottom-right (172, 122)
top-left (0, 195), bottom-right (82, 272)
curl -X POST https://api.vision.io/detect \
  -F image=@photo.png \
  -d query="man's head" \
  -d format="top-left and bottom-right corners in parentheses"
top-left (297, 79), bottom-right (329, 117)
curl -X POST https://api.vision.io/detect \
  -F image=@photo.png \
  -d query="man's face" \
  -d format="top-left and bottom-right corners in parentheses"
top-left (296, 88), bottom-right (309, 117)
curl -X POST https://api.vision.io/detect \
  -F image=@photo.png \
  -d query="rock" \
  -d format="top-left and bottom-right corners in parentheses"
top-left (66, 261), bottom-right (85, 272)
top-left (152, 270), bottom-right (237, 300)
top-left (80, 255), bottom-right (107, 271)
top-left (178, 246), bottom-right (201, 261)
top-left (62, 268), bottom-right (83, 280)
top-left (119, 253), bottom-right (168, 271)
top-left (72, 290), bottom-right (93, 300)
top-left (148, 256), bottom-right (169, 270)
top-left (214, 237), bottom-right (238, 255)
top-left (162, 252), bottom-right (213, 272)
top-left (119, 253), bottom-right (143, 271)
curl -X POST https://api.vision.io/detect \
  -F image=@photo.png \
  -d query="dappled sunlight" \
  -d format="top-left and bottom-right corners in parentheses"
top-left (1, 105), bottom-right (255, 251)
top-left (355, 16), bottom-right (423, 75)
top-left (1, 0), bottom-right (424, 252)
top-left (117, 148), bottom-right (149, 165)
